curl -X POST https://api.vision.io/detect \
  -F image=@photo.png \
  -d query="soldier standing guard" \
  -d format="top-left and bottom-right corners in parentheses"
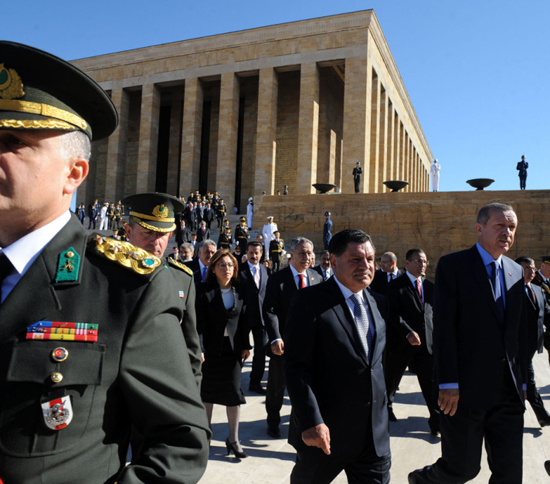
top-left (517, 155), bottom-right (528, 190)
top-left (352, 160), bottom-right (363, 193)
top-left (0, 41), bottom-right (209, 483)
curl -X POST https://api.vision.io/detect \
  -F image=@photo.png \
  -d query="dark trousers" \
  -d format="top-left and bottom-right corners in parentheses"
top-left (527, 357), bottom-right (550, 422)
top-left (385, 343), bottom-right (439, 428)
top-left (415, 370), bottom-right (523, 483)
top-left (249, 327), bottom-right (267, 387)
top-left (291, 434), bottom-right (390, 484)
top-left (519, 174), bottom-right (527, 190)
top-left (266, 354), bottom-right (285, 428)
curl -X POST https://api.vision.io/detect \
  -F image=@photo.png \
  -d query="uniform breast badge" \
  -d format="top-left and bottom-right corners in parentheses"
top-left (41, 396), bottom-right (73, 430)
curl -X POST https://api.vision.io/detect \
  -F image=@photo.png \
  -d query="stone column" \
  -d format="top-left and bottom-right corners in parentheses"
top-left (105, 87), bottom-right (129, 201)
top-left (217, 72), bottom-right (240, 208)
top-left (343, 53), bottom-right (372, 193)
top-left (180, 77), bottom-right (203, 197)
top-left (297, 62), bottom-right (320, 194)
top-left (385, 101), bottom-right (393, 187)
top-left (394, 114), bottom-right (401, 181)
top-left (255, 68), bottom-right (278, 196)
top-left (166, 91), bottom-right (183, 195)
top-left (378, 88), bottom-right (388, 191)
top-left (368, 74), bottom-right (380, 193)
top-left (136, 83), bottom-right (160, 193)
top-left (397, 121), bottom-right (404, 181)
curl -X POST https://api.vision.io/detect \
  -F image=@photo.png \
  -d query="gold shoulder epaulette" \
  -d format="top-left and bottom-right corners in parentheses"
top-left (166, 257), bottom-right (193, 276)
top-left (93, 236), bottom-right (161, 275)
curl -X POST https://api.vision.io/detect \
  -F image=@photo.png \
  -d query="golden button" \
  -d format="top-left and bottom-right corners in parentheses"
top-left (51, 372), bottom-right (63, 383)
top-left (66, 251), bottom-right (74, 258)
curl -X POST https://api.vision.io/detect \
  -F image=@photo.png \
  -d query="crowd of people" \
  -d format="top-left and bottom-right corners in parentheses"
top-left (1, 41), bottom-right (549, 484)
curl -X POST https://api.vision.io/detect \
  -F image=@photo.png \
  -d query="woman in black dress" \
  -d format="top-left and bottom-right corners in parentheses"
top-left (197, 249), bottom-right (251, 459)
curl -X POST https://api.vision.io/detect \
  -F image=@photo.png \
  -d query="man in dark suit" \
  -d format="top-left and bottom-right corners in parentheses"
top-left (369, 251), bottom-right (403, 422)
top-left (284, 229), bottom-right (390, 483)
top-left (263, 237), bottom-right (322, 438)
top-left (385, 249), bottom-right (440, 435)
top-left (0, 41), bottom-right (209, 483)
top-left (185, 240), bottom-right (217, 286)
top-left (532, 255), bottom-right (550, 363)
top-left (313, 250), bottom-right (333, 281)
top-left (175, 219), bottom-right (192, 248)
top-left (409, 202), bottom-right (526, 483)
top-left (515, 257), bottom-right (550, 427)
top-left (370, 251), bottom-right (402, 296)
top-left (196, 220), bottom-right (210, 243)
top-left (239, 241), bottom-right (270, 394)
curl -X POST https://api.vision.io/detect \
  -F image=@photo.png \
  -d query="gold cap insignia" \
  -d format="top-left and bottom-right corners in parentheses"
top-left (0, 64), bottom-right (25, 100)
top-left (152, 204), bottom-right (169, 219)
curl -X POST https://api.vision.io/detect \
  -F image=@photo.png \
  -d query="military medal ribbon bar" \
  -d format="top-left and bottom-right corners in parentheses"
top-left (26, 321), bottom-right (99, 341)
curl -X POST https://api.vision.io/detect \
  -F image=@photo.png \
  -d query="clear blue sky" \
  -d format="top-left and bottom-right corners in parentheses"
top-left (4, 0), bottom-right (549, 192)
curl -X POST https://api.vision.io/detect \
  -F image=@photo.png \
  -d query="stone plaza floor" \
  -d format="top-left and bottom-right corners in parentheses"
top-left (200, 351), bottom-right (550, 483)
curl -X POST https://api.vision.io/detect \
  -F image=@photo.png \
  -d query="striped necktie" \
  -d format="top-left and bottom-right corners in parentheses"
top-left (350, 293), bottom-right (374, 361)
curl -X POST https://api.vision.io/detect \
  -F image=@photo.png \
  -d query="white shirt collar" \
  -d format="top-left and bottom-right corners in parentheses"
top-left (333, 275), bottom-right (364, 302)
top-left (406, 271), bottom-right (422, 287)
top-left (1, 211), bottom-right (71, 277)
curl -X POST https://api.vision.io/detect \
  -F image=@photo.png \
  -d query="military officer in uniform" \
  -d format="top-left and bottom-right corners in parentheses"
top-left (0, 41), bottom-right (209, 483)
top-left (123, 192), bottom-right (202, 386)
top-left (219, 226), bottom-right (232, 250)
top-left (216, 198), bottom-right (227, 227)
top-left (269, 231), bottom-right (285, 272)
top-left (234, 216), bottom-right (249, 253)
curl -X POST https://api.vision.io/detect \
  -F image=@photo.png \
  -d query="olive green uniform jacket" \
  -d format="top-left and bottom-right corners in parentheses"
top-left (0, 216), bottom-right (210, 484)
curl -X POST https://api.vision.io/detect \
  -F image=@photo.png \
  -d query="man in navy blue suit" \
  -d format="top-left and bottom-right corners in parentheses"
top-left (285, 230), bottom-right (390, 483)
top-left (409, 202), bottom-right (527, 484)
top-left (239, 241), bottom-right (270, 394)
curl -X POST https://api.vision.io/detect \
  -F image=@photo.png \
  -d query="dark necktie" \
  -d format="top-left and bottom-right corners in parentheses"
top-left (298, 273), bottom-right (306, 289)
top-left (350, 294), bottom-right (374, 361)
top-left (526, 283), bottom-right (536, 305)
top-left (0, 252), bottom-right (14, 303)
top-left (490, 261), bottom-right (505, 322)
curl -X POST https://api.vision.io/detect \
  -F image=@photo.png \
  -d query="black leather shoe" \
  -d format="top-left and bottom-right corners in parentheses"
top-left (408, 470), bottom-right (420, 484)
top-left (249, 384), bottom-right (266, 395)
top-left (388, 407), bottom-right (398, 422)
top-left (544, 460), bottom-right (550, 476)
top-left (538, 417), bottom-right (550, 427)
top-left (408, 467), bottom-right (430, 483)
top-left (267, 426), bottom-right (280, 438)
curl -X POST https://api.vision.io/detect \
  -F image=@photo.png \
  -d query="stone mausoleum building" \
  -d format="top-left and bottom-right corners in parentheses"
top-left (73, 9), bottom-right (432, 209)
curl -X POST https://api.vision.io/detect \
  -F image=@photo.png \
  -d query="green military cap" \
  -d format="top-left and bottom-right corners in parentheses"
top-left (0, 41), bottom-right (118, 140)
top-left (123, 192), bottom-right (184, 233)
top-left (239, 216), bottom-right (246, 222)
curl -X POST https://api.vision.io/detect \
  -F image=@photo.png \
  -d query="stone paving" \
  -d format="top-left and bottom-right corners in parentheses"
top-left (91, 213), bottom-right (550, 482)
top-left (200, 351), bottom-right (550, 483)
